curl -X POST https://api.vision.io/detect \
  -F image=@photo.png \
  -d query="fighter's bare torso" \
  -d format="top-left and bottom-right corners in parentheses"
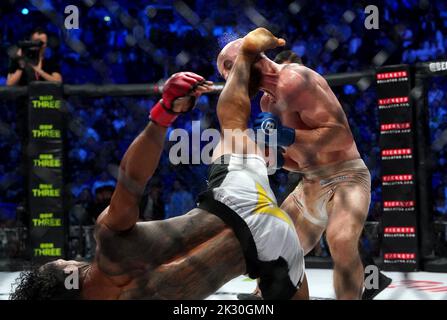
top-left (81, 209), bottom-right (245, 299)
top-left (260, 64), bottom-right (361, 170)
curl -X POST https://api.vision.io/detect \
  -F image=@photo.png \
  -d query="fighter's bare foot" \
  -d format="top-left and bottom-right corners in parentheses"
top-left (241, 28), bottom-right (285, 57)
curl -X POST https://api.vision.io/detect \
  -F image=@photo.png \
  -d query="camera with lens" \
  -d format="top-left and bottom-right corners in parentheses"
top-left (16, 40), bottom-right (43, 67)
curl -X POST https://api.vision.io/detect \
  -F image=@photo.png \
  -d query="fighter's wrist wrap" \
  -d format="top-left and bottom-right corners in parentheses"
top-left (149, 99), bottom-right (179, 127)
top-left (148, 71), bottom-right (203, 127)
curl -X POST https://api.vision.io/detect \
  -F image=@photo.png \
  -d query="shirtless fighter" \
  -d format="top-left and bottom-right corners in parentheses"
top-left (218, 31), bottom-right (372, 299)
top-left (237, 50), bottom-right (391, 301)
top-left (11, 28), bottom-right (308, 300)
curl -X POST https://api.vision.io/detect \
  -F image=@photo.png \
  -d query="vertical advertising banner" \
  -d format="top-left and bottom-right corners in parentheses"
top-left (28, 82), bottom-right (66, 263)
top-left (376, 66), bottom-right (419, 271)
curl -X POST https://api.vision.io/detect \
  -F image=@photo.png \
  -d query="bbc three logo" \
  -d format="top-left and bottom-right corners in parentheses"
top-left (33, 154), bottom-right (61, 168)
top-left (32, 213), bottom-right (62, 227)
top-left (31, 95), bottom-right (61, 109)
top-left (31, 184), bottom-right (61, 197)
top-left (34, 243), bottom-right (62, 257)
top-left (32, 124), bottom-right (61, 139)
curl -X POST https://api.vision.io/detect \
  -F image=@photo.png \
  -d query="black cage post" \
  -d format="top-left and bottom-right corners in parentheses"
top-left (413, 66), bottom-right (432, 262)
top-left (414, 61), bottom-right (447, 271)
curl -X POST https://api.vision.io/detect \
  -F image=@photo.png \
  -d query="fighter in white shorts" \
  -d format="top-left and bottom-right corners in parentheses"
top-left (197, 28), bottom-right (307, 299)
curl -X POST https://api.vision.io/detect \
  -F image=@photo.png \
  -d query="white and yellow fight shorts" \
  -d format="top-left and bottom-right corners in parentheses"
top-left (197, 154), bottom-right (304, 300)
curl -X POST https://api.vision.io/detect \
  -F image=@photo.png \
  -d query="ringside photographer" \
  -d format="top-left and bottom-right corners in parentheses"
top-left (6, 27), bottom-right (62, 86)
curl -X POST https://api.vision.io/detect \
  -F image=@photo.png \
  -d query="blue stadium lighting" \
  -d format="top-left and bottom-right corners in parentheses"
top-left (21, 8), bottom-right (29, 15)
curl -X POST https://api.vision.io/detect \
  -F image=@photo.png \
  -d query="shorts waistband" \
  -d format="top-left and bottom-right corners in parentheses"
top-left (197, 190), bottom-right (260, 278)
top-left (298, 159), bottom-right (368, 179)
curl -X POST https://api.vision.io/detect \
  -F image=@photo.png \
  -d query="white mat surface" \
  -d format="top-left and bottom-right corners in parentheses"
top-left (1, 269), bottom-right (446, 300)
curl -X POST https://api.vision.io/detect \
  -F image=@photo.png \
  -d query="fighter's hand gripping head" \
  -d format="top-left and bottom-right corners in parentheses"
top-left (149, 71), bottom-right (213, 127)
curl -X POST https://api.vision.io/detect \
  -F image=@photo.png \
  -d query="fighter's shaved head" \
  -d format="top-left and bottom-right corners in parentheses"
top-left (216, 36), bottom-right (282, 98)
top-left (216, 38), bottom-right (243, 79)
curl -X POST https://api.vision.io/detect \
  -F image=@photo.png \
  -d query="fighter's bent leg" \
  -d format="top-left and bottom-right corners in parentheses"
top-left (212, 51), bottom-right (259, 161)
top-left (148, 226), bottom-right (246, 299)
top-left (291, 274), bottom-right (309, 300)
top-left (325, 184), bottom-right (369, 299)
top-left (213, 29), bottom-right (285, 160)
top-left (240, 192), bottom-right (320, 300)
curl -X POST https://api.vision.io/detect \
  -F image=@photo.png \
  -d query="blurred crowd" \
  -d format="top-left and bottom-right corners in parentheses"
top-left (1, 0), bottom-right (447, 233)
top-left (429, 79), bottom-right (447, 218)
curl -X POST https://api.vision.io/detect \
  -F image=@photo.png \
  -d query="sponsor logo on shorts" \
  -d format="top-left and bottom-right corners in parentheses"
top-left (319, 175), bottom-right (349, 186)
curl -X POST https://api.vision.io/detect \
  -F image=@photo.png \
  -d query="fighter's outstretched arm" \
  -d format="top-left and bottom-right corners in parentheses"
top-left (98, 122), bottom-right (167, 231)
top-left (98, 72), bottom-right (212, 231)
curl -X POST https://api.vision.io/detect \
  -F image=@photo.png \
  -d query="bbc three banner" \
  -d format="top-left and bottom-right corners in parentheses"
top-left (376, 65), bottom-right (419, 271)
top-left (28, 82), bottom-right (66, 262)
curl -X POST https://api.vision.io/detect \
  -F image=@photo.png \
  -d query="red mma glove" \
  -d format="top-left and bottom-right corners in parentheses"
top-left (149, 72), bottom-right (205, 127)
